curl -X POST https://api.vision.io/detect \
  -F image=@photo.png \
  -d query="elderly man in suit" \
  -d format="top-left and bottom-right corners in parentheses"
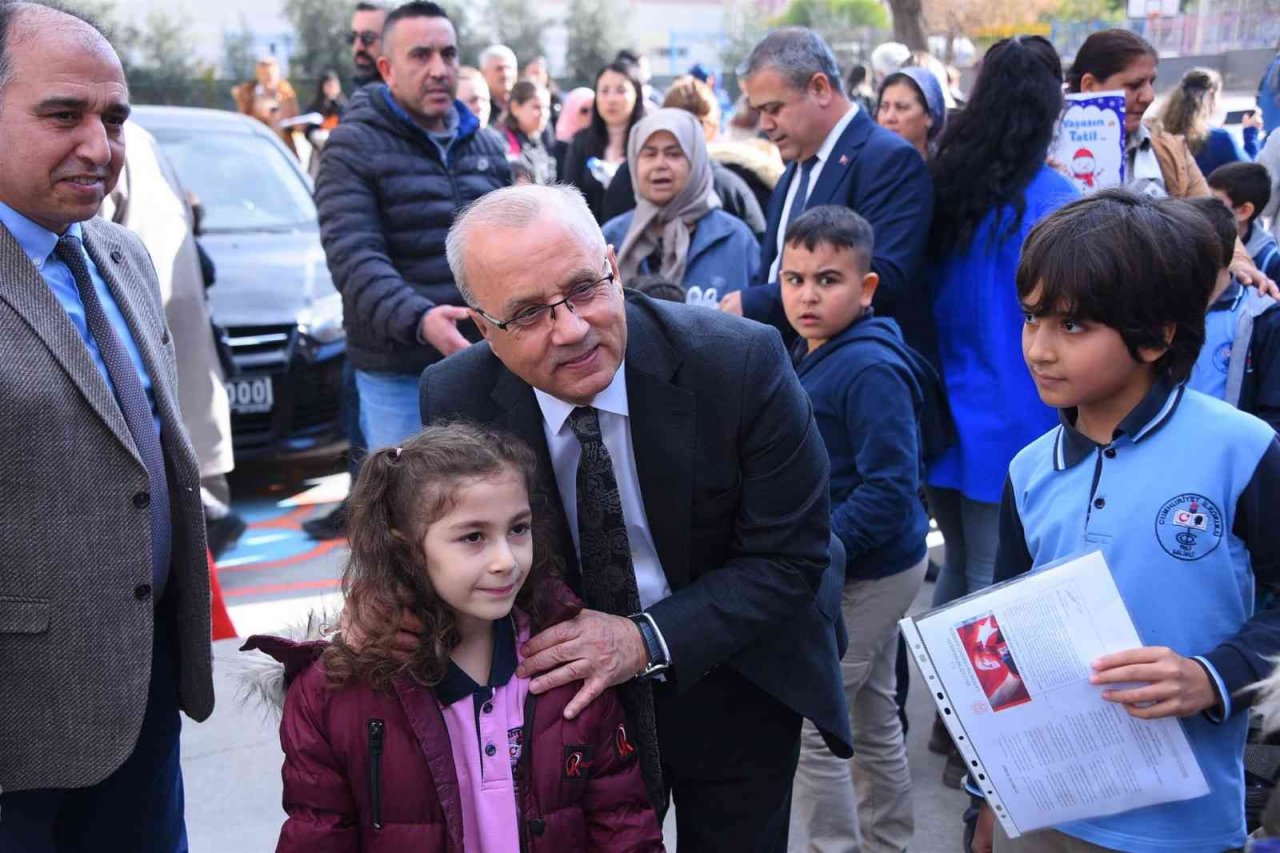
top-left (417, 183), bottom-right (851, 852)
top-left (0, 4), bottom-right (212, 850)
top-left (720, 27), bottom-right (937, 364)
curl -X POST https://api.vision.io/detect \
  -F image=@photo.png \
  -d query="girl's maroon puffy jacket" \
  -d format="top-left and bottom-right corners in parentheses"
top-left (244, 602), bottom-right (664, 852)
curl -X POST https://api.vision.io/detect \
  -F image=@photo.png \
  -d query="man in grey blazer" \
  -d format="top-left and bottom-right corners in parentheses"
top-left (0, 5), bottom-right (212, 849)
top-left (418, 184), bottom-right (851, 851)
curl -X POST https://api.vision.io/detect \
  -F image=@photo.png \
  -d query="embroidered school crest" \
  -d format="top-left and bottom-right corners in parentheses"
top-left (562, 745), bottom-right (595, 780)
top-left (1155, 493), bottom-right (1224, 561)
top-left (1212, 342), bottom-right (1232, 374)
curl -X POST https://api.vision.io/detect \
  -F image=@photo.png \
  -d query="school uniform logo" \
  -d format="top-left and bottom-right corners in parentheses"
top-left (562, 745), bottom-right (595, 780)
top-left (1213, 342), bottom-right (1232, 374)
top-left (1155, 493), bottom-right (1224, 560)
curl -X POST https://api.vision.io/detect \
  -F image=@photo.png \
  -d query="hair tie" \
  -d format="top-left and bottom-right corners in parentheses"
top-left (393, 447), bottom-right (403, 459)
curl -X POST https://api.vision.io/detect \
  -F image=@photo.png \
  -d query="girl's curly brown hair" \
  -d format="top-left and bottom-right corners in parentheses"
top-left (323, 421), bottom-right (562, 692)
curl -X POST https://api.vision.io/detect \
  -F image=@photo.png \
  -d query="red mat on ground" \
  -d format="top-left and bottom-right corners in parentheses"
top-left (209, 551), bottom-right (237, 640)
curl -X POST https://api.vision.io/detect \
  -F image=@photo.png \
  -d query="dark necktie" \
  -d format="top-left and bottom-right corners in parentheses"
top-left (55, 235), bottom-right (171, 597)
top-left (567, 406), bottom-right (664, 810)
top-left (784, 155), bottom-right (820, 235)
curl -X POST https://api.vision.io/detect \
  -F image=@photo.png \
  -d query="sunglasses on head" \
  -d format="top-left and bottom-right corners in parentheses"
top-left (347, 30), bottom-right (379, 47)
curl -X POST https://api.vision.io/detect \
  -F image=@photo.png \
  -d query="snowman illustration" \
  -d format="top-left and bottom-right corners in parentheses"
top-left (1071, 147), bottom-right (1100, 189)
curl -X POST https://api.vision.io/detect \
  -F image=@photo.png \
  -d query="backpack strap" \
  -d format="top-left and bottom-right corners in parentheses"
top-left (1225, 289), bottom-right (1278, 407)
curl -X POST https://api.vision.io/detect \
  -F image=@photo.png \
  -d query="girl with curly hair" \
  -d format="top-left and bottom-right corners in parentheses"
top-left (244, 422), bottom-right (662, 851)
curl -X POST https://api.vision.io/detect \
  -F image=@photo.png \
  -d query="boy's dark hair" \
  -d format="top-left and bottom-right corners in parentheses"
top-left (783, 205), bottom-right (875, 272)
top-left (630, 275), bottom-right (686, 303)
top-left (324, 421), bottom-right (564, 692)
top-left (1017, 188), bottom-right (1216, 383)
top-left (1207, 162), bottom-right (1272, 226)
top-left (1184, 196), bottom-right (1236, 270)
top-left (383, 1), bottom-right (449, 37)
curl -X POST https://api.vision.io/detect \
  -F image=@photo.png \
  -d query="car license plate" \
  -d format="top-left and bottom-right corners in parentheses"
top-left (225, 377), bottom-right (274, 414)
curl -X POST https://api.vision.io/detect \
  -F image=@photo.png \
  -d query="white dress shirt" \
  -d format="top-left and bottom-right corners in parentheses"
top-left (533, 362), bottom-right (674, 614)
top-left (769, 104), bottom-right (860, 282)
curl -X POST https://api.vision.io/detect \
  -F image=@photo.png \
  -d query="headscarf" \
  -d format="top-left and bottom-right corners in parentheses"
top-left (617, 109), bottom-right (721, 285)
top-left (879, 67), bottom-right (947, 142)
top-left (556, 87), bottom-right (595, 143)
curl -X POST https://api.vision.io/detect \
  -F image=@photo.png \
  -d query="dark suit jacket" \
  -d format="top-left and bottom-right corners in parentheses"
top-left (0, 217), bottom-right (212, 792)
top-left (420, 293), bottom-right (853, 756)
top-left (742, 107), bottom-right (938, 364)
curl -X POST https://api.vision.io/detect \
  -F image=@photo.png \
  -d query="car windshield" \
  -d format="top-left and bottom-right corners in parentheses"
top-left (149, 128), bottom-right (316, 232)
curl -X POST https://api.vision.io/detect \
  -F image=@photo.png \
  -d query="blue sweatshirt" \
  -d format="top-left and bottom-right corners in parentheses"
top-left (794, 312), bottom-right (930, 580)
top-left (1193, 126), bottom-right (1256, 178)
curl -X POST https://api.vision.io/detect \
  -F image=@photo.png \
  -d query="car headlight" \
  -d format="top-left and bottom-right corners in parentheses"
top-left (297, 293), bottom-right (345, 344)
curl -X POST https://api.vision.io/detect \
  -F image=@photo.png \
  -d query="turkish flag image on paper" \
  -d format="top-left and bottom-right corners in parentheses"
top-left (956, 613), bottom-right (1031, 713)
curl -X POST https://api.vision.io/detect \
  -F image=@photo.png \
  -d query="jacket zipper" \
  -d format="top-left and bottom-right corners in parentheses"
top-left (368, 718), bottom-right (385, 830)
top-left (517, 690), bottom-right (538, 853)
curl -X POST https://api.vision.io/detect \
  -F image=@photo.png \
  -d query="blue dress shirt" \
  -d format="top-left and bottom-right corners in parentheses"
top-left (0, 201), bottom-right (162, 436)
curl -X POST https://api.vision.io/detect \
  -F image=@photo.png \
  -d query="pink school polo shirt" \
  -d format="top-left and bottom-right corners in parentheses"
top-left (437, 614), bottom-right (530, 853)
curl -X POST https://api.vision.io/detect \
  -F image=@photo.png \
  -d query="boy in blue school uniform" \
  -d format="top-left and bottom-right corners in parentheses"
top-left (1184, 196), bottom-right (1280, 431)
top-left (780, 206), bottom-right (938, 851)
top-left (1208, 162), bottom-right (1280, 283)
top-left (970, 188), bottom-right (1280, 853)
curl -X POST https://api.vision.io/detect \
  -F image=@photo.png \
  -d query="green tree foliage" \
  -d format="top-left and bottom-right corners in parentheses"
top-left (563, 0), bottom-right (628, 87)
top-left (487, 0), bottom-right (546, 63)
top-left (779, 0), bottom-right (889, 30)
top-left (283, 0), bottom-right (352, 79)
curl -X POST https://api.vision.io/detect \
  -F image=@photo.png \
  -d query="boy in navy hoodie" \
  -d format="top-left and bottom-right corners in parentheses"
top-left (783, 205), bottom-right (933, 852)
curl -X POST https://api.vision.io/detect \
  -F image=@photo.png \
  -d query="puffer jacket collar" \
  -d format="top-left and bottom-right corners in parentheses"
top-left (341, 83), bottom-right (480, 161)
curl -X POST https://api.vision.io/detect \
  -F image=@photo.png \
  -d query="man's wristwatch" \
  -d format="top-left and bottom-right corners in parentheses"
top-left (629, 613), bottom-right (670, 680)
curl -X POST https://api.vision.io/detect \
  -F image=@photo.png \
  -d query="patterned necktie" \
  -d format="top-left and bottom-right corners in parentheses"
top-left (566, 405), bottom-right (664, 810)
top-left (55, 235), bottom-right (170, 596)
top-left (784, 155), bottom-right (820, 234)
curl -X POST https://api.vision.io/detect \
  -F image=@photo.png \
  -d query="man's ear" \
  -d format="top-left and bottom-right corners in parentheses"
top-left (809, 72), bottom-right (835, 106)
top-left (1239, 201), bottom-right (1256, 223)
top-left (607, 244), bottom-right (621, 286)
top-left (377, 55), bottom-right (393, 85)
top-left (469, 309), bottom-right (492, 341)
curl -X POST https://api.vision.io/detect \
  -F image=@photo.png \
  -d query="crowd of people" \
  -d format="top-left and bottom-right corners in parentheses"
top-left (6, 0), bottom-right (1280, 850)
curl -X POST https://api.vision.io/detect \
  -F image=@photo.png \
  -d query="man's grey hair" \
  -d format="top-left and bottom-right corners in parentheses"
top-left (479, 43), bottom-right (517, 68)
top-left (740, 27), bottom-right (845, 97)
top-left (0, 2), bottom-right (114, 103)
top-left (446, 184), bottom-right (606, 307)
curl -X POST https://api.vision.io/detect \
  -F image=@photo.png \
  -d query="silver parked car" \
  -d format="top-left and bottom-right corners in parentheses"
top-left (131, 106), bottom-right (346, 460)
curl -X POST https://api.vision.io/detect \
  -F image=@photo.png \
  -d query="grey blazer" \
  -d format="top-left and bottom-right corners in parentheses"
top-left (0, 216), bottom-right (213, 793)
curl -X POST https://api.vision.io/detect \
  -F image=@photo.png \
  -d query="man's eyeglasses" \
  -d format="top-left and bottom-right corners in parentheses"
top-left (473, 270), bottom-right (615, 332)
top-left (347, 30), bottom-right (379, 47)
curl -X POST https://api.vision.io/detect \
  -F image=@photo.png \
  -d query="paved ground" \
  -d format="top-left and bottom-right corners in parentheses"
top-left (183, 460), bottom-right (970, 851)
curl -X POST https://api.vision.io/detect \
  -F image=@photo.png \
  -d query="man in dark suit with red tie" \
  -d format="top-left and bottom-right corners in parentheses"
top-left (720, 27), bottom-right (937, 364)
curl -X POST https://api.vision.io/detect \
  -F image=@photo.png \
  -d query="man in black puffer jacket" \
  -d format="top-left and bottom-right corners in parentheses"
top-left (316, 0), bottom-right (509, 451)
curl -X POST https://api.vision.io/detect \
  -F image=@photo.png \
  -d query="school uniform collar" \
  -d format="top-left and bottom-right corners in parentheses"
top-left (1209, 281), bottom-right (1245, 313)
top-left (435, 614), bottom-right (518, 706)
top-left (1053, 378), bottom-right (1184, 471)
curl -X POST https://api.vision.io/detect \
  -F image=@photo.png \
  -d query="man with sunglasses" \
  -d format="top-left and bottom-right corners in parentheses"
top-left (349, 2), bottom-right (387, 88)
top-left (315, 1), bottom-right (509, 458)
top-left (417, 184), bottom-right (852, 852)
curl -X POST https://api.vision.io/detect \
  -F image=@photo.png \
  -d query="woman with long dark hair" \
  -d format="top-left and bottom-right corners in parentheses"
top-left (925, 37), bottom-right (1078, 744)
top-left (563, 61), bottom-right (646, 222)
top-left (499, 80), bottom-right (556, 184)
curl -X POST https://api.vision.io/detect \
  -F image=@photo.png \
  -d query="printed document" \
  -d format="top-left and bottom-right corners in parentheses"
top-left (900, 551), bottom-right (1208, 838)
